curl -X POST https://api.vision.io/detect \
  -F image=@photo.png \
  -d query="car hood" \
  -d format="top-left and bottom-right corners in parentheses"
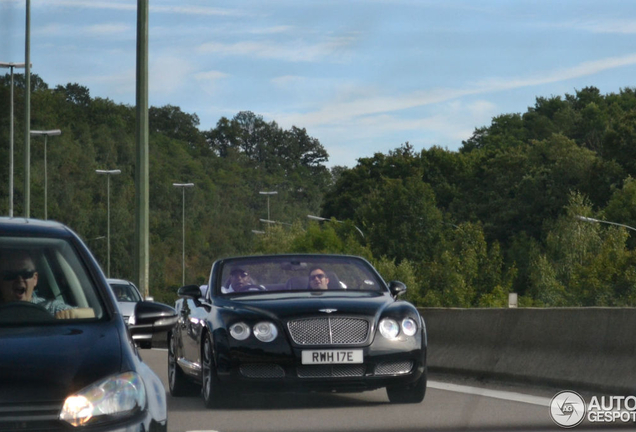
top-left (225, 292), bottom-right (393, 321)
top-left (0, 322), bottom-right (123, 403)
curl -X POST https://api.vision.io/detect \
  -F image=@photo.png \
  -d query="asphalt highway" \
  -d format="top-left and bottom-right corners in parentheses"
top-left (138, 348), bottom-right (602, 432)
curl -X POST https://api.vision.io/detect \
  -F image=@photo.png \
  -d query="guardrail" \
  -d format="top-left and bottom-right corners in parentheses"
top-left (419, 307), bottom-right (636, 395)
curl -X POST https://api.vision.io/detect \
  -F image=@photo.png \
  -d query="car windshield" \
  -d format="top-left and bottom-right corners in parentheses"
top-left (217, 256), bottom-right (385, 295)
top-left (0, 236), bottom-right (104, 324)
top-left (110, 283), bottom-right (142, 302)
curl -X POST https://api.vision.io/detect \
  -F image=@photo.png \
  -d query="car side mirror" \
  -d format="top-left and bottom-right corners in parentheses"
top-left (388, 281), bottom-right (407, 297)
top-left (178, 284), bottom-right (202, 298)
top-left (129, 301), bottom-right (178, 337)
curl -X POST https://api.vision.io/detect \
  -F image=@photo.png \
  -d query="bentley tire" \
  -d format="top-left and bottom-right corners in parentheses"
top-left (202, 332), bottom-right (225, 408)
top-left (386, 370), bottom-right (427, 404)
top-left (168, 332), bottom-right (197, 397)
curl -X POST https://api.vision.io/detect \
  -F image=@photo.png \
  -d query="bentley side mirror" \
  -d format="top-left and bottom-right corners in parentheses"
top-left (388, 281), bottom-right (407, 297)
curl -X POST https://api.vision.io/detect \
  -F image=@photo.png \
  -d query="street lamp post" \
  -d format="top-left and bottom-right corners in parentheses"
top-left (307, 214), bottom-right (365, 238)
top-left (576, 215), bottom-right (636, 233)
top-left (30, 129), bottom-right (61, 220)
top-left (173, 183), bottom-right (195, 286)
top-left (96, 170), bottom-right (121, 277)
top-left (1, 62), bottom-right (26, 217)
top-left (259, 191), bottom-right (278, 221)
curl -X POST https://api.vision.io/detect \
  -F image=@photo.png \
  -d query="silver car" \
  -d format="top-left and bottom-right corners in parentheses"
top-left (108, 278), bottom-right (154, 348)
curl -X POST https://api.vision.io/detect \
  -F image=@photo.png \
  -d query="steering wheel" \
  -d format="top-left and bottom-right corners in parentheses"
top-left (236, 284), bottom-right (267, 292)
top-left (0, 301), bottom-right (54, 323)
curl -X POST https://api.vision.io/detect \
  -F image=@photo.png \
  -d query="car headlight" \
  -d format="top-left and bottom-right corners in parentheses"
top-left (401, 318), bottom-right (418, 336)
top-left (229, 322), bottom-right (250, 340)
top-left (253, 321), bottom-right (278, 342)
top-left (59, 372), bottom-right (146, 427)
top-left (379, 318), bottom-right (400, 339)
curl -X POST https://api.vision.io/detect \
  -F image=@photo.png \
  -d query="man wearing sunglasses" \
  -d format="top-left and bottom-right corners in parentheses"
top-left (308, 267), bottom-right (330, 290)
top-left (221, 268), bottom-right (264, 293)
top-left (0, 250), bottom-right (76, 318)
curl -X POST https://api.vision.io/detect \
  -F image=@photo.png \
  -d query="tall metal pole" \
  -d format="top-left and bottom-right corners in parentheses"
top-left (44, 135), bottom-right (47, 219)
top-left (24, 0), bottom-right (31, 218)
top-left (135, 0), bottom-right (150, 298)
top-left (0, 63), bottom-right (25, 217)
top-left (259, 191), bottom-right (278, 223)
top-left (31, 130), bottom-right (61, 220)
top-left (96, 170), bottom-right (121, 278)
top-left (181, 187), bottom-right (185, 286)
top-left (173, 183), bottom-right (194, 286)
top-left (9, 67), bottom-right (14, 217)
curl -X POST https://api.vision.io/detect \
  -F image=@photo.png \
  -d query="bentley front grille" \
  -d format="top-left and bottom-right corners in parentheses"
top-left (375, 360), bottom-right (414, 376)
top-left (287, 317), bottom-right (369, 345)
top-left (240, 364), bottom-right (285, 379)
top-left (297, 365), bottom-right (365, 378)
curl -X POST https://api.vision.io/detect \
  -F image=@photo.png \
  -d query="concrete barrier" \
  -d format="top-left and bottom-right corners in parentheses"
top-left (419, 307), bottom-right (636, 394)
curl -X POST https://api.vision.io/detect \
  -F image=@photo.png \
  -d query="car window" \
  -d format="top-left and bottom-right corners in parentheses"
top-left (0, 237), bottom-right (104, 324)
top-left (110, 283), bottom-right (142, 302)
top-left (218, 256), bottom-right (385, 294)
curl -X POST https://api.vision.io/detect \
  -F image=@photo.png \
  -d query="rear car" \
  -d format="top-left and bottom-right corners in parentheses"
top-left (0, 218), bottom-right (177, 431)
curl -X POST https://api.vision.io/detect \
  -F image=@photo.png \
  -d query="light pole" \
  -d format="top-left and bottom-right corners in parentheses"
top-left (259, 191), bottom-right (278, 221)
top-left (173, 183), bottom-right (194, 286)
top-left (1, 62), bottom-right (26, 217)
top-left (576, 215), bottom-right (636, 233)
top-left (96, 169), bottom-right (121, 277)
top-left (307, 214), bottom-right (365, 238)
top-left (30, 130), bottom-right (61, 220)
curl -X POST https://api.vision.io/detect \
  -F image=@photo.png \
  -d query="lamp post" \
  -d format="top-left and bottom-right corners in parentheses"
top-left (173, 183), bottom-right (194, 286)
top-left (30, 130), bottom-right (61, 220)
top-left (1, 62), bottom-right (25, 217)
top-left (307, 214), bottom-right (365, 238)
top-left (576, 215), bottom-right (636, 233)
top-left (259, 191), bottom-right (278, 221)
top-left (96, 169), bottom-right (121, 277)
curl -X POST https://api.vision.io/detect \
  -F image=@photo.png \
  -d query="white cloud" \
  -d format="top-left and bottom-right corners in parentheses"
top-left (85, 23), bottom-right (131, 36)
top-left (560, 19), bottom-right (636, 35)
top-left (277, 52), bottom-right (636, 129)
top-left (38, 0), bottom-right (241, 15)
top-left (149, 56), bottom-right (196, 96)
top-left (195, 70), bottom-right (229, 82)
top-left (197, 35), bottom-right (358, 62)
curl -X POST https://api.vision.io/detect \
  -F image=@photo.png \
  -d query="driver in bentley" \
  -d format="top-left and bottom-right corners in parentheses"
top-left (221, 268), bottom-right (264, 293)
top-left (0, 250), bottom-right (78, 319)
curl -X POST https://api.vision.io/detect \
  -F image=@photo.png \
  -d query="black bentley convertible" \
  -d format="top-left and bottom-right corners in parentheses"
top-left (168, 254), bottom-right (427, 407)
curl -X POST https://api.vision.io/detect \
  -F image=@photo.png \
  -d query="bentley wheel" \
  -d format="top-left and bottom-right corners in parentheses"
top-left (202, 332), bottom-right (224, 408)
top-left (168, 332), bottom-right (196, 397)
top-left (386, 370), bottom-right (427, 404)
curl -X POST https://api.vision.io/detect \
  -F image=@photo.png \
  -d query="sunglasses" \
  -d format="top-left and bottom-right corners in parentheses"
top-left (231, 271), bottom-right (249, 278)
top-left (2, 269), bottom-right (36, 281)
top-left (310, 273), bottom-right (326, 280)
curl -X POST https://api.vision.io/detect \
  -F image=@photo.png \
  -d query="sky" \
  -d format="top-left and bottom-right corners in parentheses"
top-left (2, 0), bottom-right (636, 168)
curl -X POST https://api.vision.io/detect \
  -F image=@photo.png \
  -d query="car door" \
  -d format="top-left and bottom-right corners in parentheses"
top-left (181, 297), bottom-right (206, 369)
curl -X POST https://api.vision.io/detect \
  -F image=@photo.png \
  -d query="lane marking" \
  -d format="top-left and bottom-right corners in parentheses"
top-left (428, 380), bottom-right (551, 407)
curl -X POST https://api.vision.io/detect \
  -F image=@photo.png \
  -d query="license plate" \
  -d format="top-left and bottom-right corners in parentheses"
top-left (301, 349), bottom-right (363, 364)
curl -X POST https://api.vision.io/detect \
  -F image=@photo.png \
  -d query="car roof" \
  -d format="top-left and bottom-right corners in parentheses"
top-left (107, 278), bottom-right (136, 286)
top-left (0, 217), bottom-right (74, 238)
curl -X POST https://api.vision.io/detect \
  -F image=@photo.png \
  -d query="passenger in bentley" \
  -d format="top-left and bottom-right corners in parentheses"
top-left (308, 267), bottom-right (330, 290)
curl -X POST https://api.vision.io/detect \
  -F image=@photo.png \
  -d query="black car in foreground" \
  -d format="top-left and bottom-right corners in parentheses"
top-left (169, 254), bottom-right (427, 408)
top-left (0, 218), bottom-right (177, 431)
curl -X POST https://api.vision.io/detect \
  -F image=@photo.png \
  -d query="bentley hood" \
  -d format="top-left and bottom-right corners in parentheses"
top-left (223, 292), bottom-right (396, 321)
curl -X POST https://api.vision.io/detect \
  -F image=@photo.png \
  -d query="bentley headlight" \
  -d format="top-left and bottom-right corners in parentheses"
top-left (379, 318), bottom-right (400, 339)
top-left (59, 372), bottom-right (146, 427)
top-left (402, 318), bottom-right (418, 336)
top-left (253, 321), bottom-right (278, 342)
top-left (230, 322), bottom-right (251, 340)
